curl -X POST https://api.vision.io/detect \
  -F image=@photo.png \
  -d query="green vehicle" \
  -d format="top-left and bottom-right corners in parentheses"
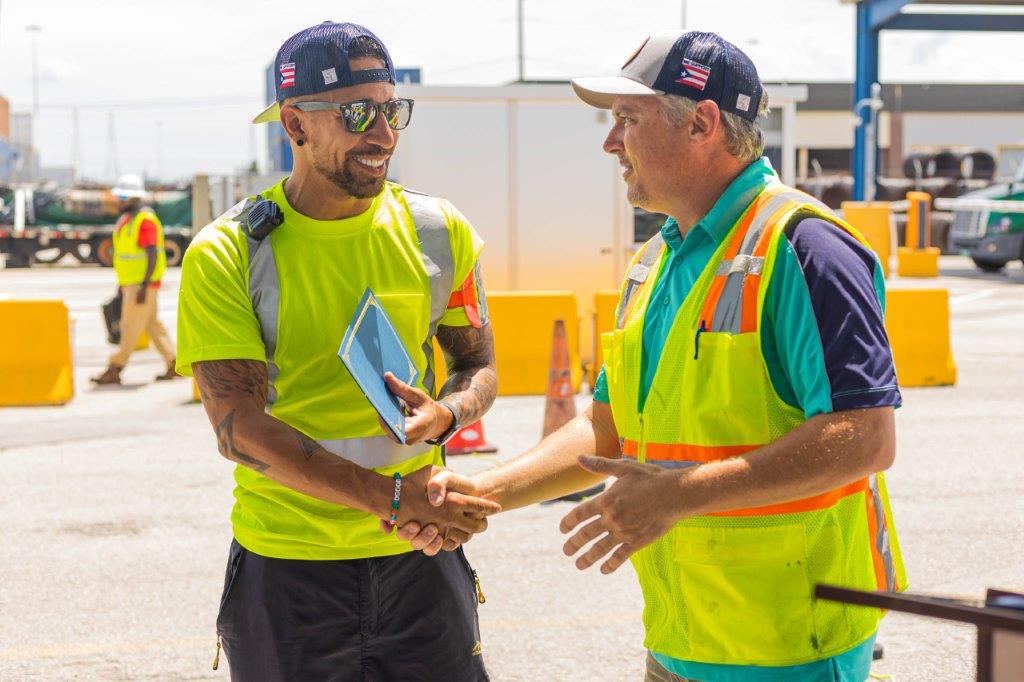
top-left (943, 174), bottom-right (1024, 273)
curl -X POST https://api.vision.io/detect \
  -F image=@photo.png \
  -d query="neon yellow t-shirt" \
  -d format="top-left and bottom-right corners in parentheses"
top-left (176, 179), bottom-right (484, 560)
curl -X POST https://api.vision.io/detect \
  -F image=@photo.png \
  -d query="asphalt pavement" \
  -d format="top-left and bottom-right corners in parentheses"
top-left (1, 257), bottom-right (1022, 681)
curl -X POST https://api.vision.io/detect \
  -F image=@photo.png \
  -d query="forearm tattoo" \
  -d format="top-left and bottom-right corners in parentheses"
top-left (194, 360), bottom-right (268, 406)
top-left (297, 432), bottom-right (323, 461)
top-left (436, 323), bottom-right (498, 427)
top-left (195, 360), bottom-right (271, 472)
top-left (214, 409), bottom-right (270, 473)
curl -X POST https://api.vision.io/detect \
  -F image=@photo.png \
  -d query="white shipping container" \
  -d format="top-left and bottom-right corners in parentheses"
top-left (391, 83), bottom-right (806, 364)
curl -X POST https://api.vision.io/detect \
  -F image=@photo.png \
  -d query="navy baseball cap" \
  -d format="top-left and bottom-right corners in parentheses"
top-left (253, 21), bottom-right (396, 124)
top-left (572, 31), bottom-right (764, 122)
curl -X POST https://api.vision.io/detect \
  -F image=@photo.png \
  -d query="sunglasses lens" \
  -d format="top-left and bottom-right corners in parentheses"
top-left (384, 100), bottom-right (412, 130)
top-left (343, 101), bottom-right (374, 133)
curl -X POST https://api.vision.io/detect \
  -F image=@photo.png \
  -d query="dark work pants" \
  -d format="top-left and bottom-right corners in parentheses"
top-left (216, 540), bottom-right (489, 682)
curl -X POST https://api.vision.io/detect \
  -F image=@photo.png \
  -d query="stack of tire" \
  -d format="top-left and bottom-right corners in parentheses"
top-left (895, 149), bottom-right (996, 253)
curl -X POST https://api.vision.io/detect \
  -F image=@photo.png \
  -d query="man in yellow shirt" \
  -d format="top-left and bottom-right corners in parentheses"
top-left (177, 22), bottom-right (498, 681)
top-left (91, 173), bottom-right (177, 385)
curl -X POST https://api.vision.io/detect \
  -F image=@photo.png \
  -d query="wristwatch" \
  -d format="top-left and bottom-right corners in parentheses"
top-left (426, 401), bottom-right (461, 446)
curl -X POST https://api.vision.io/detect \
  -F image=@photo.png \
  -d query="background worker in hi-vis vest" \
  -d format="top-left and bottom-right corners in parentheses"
top-left (91, 173), bottom-right (177, 385)
top-left (176, 22), bottom-right (499, 681)
top-left (401, 32), bottom-right (907, 682)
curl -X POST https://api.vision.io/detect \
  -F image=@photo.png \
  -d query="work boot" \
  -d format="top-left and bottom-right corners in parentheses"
top-left (155, 359), bottom-right (179, 381)
top-left (90, 365), bottom-right (123, 385)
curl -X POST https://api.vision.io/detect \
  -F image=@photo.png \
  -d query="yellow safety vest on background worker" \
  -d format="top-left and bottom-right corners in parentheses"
top-left (113, 208), bottom-right (166, 286)
top-left (601, 183), bottom-right (907, 667)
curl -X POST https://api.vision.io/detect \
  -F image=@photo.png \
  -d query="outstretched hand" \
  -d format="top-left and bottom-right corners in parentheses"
top-left (559, 456), bottom-right (684, 574)
top-left (387, 465), bottom-right (499, 556)
top-left (378, 372), bottom-right (454, 445)
top-left (395, 469), bottom-right (493, 555)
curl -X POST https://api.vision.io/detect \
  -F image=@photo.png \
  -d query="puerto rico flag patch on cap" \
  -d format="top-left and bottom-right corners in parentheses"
top-left (676, 58), bottom-right (710, 91)
top-left (280, 62), bottom-right (296, 88)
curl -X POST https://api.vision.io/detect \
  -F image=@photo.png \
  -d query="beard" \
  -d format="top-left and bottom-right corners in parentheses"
top-left (313, 146), bottom-right (390, 199)
top-left (626, 180), bottom-right (649, 209)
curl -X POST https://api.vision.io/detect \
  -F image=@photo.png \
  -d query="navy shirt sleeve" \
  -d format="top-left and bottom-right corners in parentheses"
top-left (785, 217), bottom-right (902, 412)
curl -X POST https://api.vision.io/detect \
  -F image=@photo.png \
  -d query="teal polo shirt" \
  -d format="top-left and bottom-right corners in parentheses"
top-left (593, 157), bottom-right (900, 681)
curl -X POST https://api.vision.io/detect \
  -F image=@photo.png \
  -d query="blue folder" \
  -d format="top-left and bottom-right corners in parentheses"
top-left (338, 289), bottom-right (419, 444)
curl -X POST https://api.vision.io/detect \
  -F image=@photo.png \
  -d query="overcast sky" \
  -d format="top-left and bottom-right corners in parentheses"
top-left (2, 0), bottom-right (1022, 183)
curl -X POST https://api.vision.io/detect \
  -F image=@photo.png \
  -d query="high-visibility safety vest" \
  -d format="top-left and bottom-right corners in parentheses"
top-left (601, 182), bottom-right (907, 667)
top-left (112, 208), bottom-right (166, 286)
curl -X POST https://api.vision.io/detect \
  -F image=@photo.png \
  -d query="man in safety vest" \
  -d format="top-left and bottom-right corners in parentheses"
top-left (176, 22), bottom-right (499, 681)
top-left (91, 173), bottom-right (177, 385)
top-left (404, 31), bottom-right (907, 681)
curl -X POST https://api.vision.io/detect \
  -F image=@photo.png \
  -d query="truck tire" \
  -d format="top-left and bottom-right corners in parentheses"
top-left (94, 237), bottom-right (115, 267)
top-left (971, 256), bottom-right (1008, 273)
top-left (164, 237), bottom-right (184, 267)
top-left (3, 252), bottom-right (33, 268)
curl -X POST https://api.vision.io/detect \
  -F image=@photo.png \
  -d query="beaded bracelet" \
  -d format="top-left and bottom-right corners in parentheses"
top-left (387, 472), bottom-right (402, 528)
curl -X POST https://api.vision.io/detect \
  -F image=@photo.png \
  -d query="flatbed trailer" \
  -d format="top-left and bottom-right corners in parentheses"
top-left (0, 223), bottom-right (191, 268)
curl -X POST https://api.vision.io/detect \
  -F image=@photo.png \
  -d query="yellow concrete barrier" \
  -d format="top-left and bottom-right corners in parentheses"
top-left (0, 300), bottom-right (74, 406)
top-left (897, 246), bottom-right (940, 277)
top-left (591, 290), bottom-right (620, 387)
top-left (135, 330), bottom-right (151, 350)
top-left (841, 201), bottom-right (892, 278)
top-left (897, 191), bottom-right (940, 277)
top-left (487, 291), bottom-right (580, 395)
top-left (192, 377), bottom-right (202, 403)
top-left (885, 289), bottom-right (956, 387)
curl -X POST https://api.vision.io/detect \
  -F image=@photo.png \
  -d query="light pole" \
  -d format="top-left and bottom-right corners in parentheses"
top-left (26, 24), bottom-right (42, 117)
top-left (516, 0), bottom-right (524, 82)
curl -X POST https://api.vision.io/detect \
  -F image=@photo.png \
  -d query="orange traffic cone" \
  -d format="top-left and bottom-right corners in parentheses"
top-left (542, 319), bottom-right (576, 437)
top-left (541, 319), bottom-right (606, 502)
top-left (445, 420), bottom-right (498, 456)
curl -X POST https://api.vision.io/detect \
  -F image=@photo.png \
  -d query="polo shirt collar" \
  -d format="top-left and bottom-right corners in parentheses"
top-left (659, 157), bottom-right (778, 252)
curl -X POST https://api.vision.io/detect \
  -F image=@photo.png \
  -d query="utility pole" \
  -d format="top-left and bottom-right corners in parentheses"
top-left (71, 107), bottom-right (81, 182)
top-left (26, 24), bottom-right (42, 117)
top-left (516, 0), bottom-right (524, 82)
top-left (104, 112), bottom-right (119, 181)
top-left (155, 120), bottom-right (162, 182)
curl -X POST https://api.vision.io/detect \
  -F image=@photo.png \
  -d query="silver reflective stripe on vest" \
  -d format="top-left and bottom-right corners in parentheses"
top-left (710, 190), bottom-right (811, 333)
top-left (318, 437), bottom-right (433, 469)
top-left (715, 254), bottom-right (764, 277)
top-left (617, 232), bottom-right (666, 329)
top-left (246, 228), bottom-right (282, 408)
top-left (869, 474), bottom-right (897, 590)
top-left (405, 190), bottom-right (455, 395)
top-left (228, 197), bottom-right (282, 409)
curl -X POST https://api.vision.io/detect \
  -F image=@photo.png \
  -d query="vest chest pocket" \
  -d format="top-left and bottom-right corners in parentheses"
top-left (671, 523), bottom-right (819, 664)
top-left (660, 330), bottom-right (771, 446)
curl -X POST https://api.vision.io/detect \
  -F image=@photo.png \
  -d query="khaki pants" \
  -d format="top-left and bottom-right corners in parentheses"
top-left (645, 653), bottom-right (691, 682)
top-left (109, 284), bottom-right (175, 368)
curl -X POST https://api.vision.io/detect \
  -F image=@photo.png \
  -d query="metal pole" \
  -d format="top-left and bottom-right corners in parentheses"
top-left (155, 120), bottom-right (162, 181)
top-left (852, 4), bottom-right (878, 201)
top-left (681, 0), bottom-right (688, 31)
top-left (516, 0), bottom-right (524, 82)
top-left (26, 25), bottom-right (41, 117)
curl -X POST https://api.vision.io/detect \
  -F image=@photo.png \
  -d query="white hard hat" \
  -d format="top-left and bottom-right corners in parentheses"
top-left (111, 174), bottom-right (147, 198)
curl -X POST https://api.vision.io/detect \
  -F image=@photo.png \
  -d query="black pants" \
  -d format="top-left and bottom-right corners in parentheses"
top-left (216, 540), bottom-right (489, 682)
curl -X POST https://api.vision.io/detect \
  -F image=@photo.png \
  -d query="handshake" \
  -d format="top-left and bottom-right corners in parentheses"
top-left (382, 464), bottom-right (497, 556)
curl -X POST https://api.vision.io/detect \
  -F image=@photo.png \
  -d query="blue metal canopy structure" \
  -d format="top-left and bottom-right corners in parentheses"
top-left (851, 0), bottom-right (1024, 199)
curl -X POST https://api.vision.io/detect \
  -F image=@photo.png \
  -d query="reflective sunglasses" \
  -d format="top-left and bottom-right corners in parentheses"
top-left (291, 98), bottom-right (414, 133)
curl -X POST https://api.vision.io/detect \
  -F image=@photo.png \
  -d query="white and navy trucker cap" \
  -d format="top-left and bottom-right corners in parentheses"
top-left (253, 21), bottom-right (395, 124)
top-left (572, 31), bottom-right (764, 122)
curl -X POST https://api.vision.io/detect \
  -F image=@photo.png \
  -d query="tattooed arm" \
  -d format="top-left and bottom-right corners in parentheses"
top-left (435, 323), bottom-right (498, 428)
top-left (381, 323), bottom-right (497, 444)
top-left (194, 359), bottom-right (499, 534)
